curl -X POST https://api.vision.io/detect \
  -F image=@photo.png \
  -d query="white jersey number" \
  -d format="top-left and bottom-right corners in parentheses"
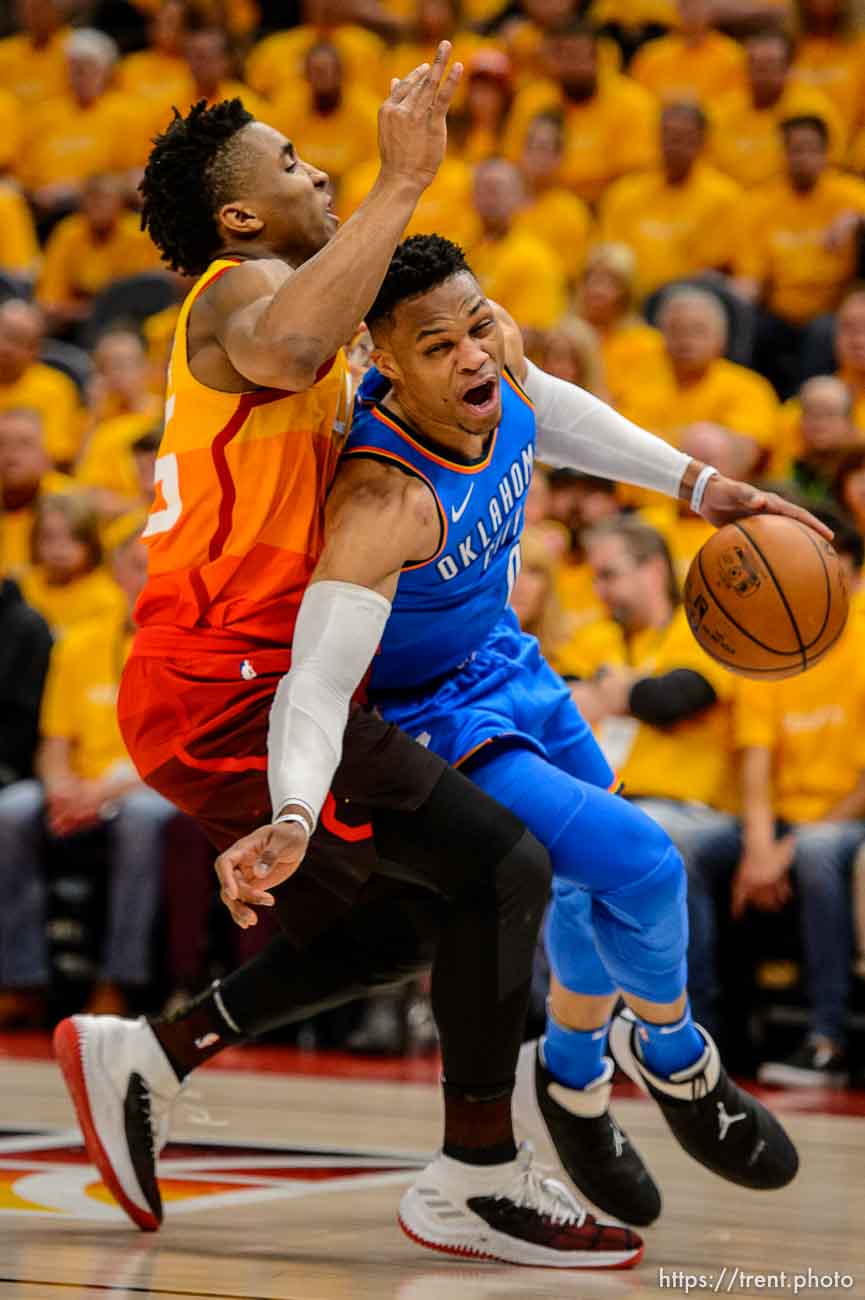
top-left (142, 453), bottom-right (182, 538)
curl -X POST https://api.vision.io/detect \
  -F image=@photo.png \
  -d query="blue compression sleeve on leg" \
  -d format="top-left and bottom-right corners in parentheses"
top-left (635, 1001), bottom-right (705, 1077)
top-left (542, 1016), bottom-right (610, 1090)
top-left (470, 747), bottom-right (689, 1003)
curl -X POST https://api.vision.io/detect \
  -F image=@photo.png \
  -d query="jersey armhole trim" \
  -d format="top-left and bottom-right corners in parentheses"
top-left (341, 448), bottom-right (448, 571)
top-left (503, 366), bottom-right (534, 409)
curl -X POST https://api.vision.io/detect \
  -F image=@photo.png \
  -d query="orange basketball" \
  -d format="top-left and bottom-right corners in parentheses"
top-left (684, 515), bottom-right (849, 681)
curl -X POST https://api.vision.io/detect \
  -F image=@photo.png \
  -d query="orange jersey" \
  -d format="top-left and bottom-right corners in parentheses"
top-left (135, 259), bottom-right (353, 646)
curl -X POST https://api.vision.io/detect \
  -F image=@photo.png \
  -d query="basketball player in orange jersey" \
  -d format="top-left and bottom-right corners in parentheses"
top-left (53, 53), bottom-right (645, 1268)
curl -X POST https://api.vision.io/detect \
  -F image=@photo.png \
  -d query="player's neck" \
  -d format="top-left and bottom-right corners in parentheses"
top-left (383, 391), bottom-right (491, 460)
top-left (218, 242), bottom-right (307, 270)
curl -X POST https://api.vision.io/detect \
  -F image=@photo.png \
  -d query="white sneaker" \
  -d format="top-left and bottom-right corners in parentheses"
top-left (398, 1143), bottom-right (643, 1268)
top-left (53, 1014), bottom-right (182, 1231)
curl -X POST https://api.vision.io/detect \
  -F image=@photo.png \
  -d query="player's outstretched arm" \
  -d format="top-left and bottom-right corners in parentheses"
top-left (494, 305), bottom-right (832, 541)
top-left (215, 461), bottom-right (440, 919)
top-left (213, 44), bottom-right (462, 391)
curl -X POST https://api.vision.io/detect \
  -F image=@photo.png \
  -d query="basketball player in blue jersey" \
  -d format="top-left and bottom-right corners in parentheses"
top-left (227, 235), bottom-right (819, 1247)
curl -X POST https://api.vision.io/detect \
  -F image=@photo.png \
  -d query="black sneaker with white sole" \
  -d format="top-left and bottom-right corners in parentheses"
top-left (757, 1039), bottom-right (849, 1089)
top-left (513, 1040), bottom-right (662, 1226)
top-left (609, 1009), bottom-right (798, 1191)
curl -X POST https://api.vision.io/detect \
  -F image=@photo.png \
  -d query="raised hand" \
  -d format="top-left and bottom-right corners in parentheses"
top-left (378, 40), bottom-right (463, 193)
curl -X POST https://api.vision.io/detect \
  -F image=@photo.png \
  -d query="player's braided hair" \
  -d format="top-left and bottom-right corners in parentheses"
top-left (366, 234), bottom-right (474, 333)
top-left (140, 98), bottom-right (254, 276)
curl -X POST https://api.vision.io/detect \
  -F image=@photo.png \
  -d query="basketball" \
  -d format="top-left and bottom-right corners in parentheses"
top-left (684, 515), bottom-right (849, 681)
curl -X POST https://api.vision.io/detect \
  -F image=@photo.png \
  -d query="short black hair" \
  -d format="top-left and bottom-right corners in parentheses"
top-left (140, 97), bottom-right (254, 275)
top-left (781, 113), bottom-right (830, 146)
top-left (366, 234), bottom-right (476, 333)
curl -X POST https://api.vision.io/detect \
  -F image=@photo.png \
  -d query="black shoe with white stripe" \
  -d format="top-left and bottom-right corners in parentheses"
top-left (513, 1040), bottom-right (661, 1226)
top-left (758, 1039), bottom-right (849, 1089)
top-left (609, 1009), bottom-right (798, 1191)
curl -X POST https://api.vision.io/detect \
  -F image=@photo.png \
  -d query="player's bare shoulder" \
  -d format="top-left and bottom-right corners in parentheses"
top-left (187, 258), bottom-right (294, 392)
top-left (330, 455), bottom-right (442, 563)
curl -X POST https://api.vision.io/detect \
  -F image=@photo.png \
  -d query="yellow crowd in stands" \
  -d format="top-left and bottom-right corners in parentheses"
top-left (3, 0), bottom-right (865, 941)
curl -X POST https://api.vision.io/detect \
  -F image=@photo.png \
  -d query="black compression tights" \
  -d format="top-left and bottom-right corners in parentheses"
top-left (157, 767), bottom-right (551, 1099)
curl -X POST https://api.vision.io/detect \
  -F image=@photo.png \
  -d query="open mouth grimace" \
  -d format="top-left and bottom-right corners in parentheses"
top-left (462, 379), bottom-right (497, 408)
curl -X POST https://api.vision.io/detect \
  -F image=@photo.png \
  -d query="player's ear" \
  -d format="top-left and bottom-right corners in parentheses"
top-left (372, 346), bottom-right (400, 384)
top-left (219, 202), bottom-right (265, 238)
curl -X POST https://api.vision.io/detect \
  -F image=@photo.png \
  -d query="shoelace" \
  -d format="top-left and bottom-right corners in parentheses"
top-left (497, 1146), bottom-right (587, 1227)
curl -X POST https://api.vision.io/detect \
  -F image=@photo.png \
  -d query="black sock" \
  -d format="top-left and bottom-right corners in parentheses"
top-left (442, 1082), bottom-right (517, 1166)
top-left (149, 981), bottom-right (245, 1082)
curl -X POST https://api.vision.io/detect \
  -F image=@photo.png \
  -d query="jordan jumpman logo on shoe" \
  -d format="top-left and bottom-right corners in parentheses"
top-left (716, 1102), bottom-right (746, 1141)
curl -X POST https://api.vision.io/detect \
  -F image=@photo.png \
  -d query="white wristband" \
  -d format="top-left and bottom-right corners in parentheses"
top-left (273, 811), bottom-right (314, 837)
top-left (690, 466), bottom-right (719, 517)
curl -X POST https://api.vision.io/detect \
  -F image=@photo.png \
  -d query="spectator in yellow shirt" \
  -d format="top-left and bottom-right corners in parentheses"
top-left (448, 48), bottom-right (515, 164)
top-left (0, 0), bottom-right (69, 109)
top-left (834, 445), bottom-right (865, 537)
top-left (568, 514), bottom-right (739, 845)
top-left (384, 0), bottom-right (482, 106)
top-left (0, 184), bottom-right (39, 282)
top-left (791, 0), bottom-right (865, 136)
top-left (0, 527), bottom-right (177, 1021)
top-left (576, 243), bottom-right (666, 413)
top-left (630, 0), bottom-right (747, 103)
top-left (503, 19), bottom-right (658, 202)
top-left (465, 157), bottom-right (568, 328)
top-left (245, 3), bottom-right (387, 100)
top-left (175, 24), bottom-right (268, 122)
top-left (0, 407), bottom-right (74, 578)
top-left (118, 0), bottom-right (190, 110)
top-left (21, 492), bottom-right (126, 637)
top-left (37, 176), bottom-right (161, 336)
top-left (686, 509), bottom-right (865, 1085)
top-left (83, 329), bottom-right (162, 432)
top-left (785, 374), bottom-right (860, 497)
top-left (735, 114), bottom-right (865, 397)
top-left (269, 40), bottom-right (380, 191)
top-left (621, 286), bottom-right (778, 473)
top-left (709, 28), bottom-right (844, 188)
top-left (510, 524), bottom-right (591, 677)
top-left (515, 111), bottom-right (593, 282)
top-left (772, 287), bottom-right (865, 472)
top-left (0, 301), bottom-right (83, 467)
top-left (77, 421), bottom-right (161, 522)
top-left (340, 153), bottom-right (478, 250)
top-left (532, 315), bottom-right (609, 399)
top-left (18, 29), bottom-right (157, 217)
top-left (597, 101), bottom-right (742, 300)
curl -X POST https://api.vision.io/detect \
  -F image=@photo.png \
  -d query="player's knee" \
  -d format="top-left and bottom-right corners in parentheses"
top-left (498, 829), bottom-right (552, 923)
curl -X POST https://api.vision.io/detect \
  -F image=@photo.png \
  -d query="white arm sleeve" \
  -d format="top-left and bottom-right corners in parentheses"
top-left (267, 579), bottom-right (391, 827)
top-left (522, 359), bottom-right (691, 499)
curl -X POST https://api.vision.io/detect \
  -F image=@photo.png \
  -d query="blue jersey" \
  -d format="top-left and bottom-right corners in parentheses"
top-left (344, 366), bottom-right (536, 690)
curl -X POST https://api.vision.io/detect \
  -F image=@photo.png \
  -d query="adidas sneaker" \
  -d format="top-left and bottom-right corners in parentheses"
top-left (398, 1142), bottom-right (643, 1268)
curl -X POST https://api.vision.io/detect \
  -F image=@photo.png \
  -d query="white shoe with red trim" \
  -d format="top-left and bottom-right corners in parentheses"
top-left (53, 1014), bottom-right (181, 1231)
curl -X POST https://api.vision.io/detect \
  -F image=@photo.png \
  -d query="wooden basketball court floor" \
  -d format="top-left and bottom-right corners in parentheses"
top-left (1, 1037), bottom-right (863, 1300)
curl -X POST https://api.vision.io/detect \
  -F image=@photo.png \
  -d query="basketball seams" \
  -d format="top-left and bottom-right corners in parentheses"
top-left (695, 547), bottom-right (803, 660)
top-left (785, 519), bottom-right (833, 652)
top-left (732, 523), bottom-right (807, 673)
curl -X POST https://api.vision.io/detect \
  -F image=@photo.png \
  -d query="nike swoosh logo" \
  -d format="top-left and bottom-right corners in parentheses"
top-left (450, 484), bottom-right (475, 523)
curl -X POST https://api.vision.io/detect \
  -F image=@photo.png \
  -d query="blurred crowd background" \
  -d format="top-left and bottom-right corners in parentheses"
top-left (2, 0), bottom-right (865, 1088)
